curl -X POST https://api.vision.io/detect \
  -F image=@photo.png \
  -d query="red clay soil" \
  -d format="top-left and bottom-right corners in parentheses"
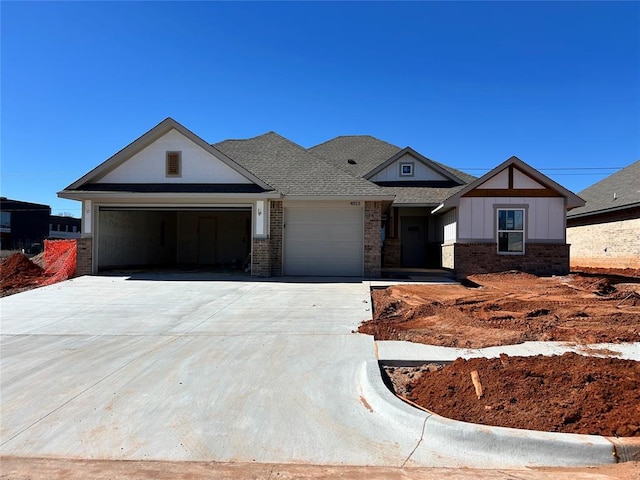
top-left (0, 253), bottom-right (47, 297)
top-left (360, 271), bottom-right (640, 348)
top-left (383, 352), bottom-right (640, 437)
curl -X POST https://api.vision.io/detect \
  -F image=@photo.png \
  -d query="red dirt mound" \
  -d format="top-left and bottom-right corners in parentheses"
top-left (384, 352), bottom-right (640, 437)
top-left (0, 253), bottom-right (46, 292)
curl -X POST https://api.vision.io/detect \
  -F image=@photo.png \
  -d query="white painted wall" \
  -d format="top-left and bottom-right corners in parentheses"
top-left (370, 153), bottom-right (449, 182)
top-left (98, 129), bottom-right (252, 184)
top-left (442, 209), bottom-right (457, 243)
top-left (458, 197), bottom-right (566, 241)
top-left (477, 169), bottom-right (509, 189)
top-left (513, 169), bottom-right (545, 189)
top-left (98, 211), bottom-right (177, 268)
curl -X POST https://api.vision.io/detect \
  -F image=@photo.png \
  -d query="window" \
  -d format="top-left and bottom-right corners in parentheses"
top-left (166, 151), bottom-right (181, 177)
top-left (399, 162), bottom-right (414, 177)
top-left (497, 209), bottom-right (525, 253)
top-left (0, 212), bottom-right (10, 229)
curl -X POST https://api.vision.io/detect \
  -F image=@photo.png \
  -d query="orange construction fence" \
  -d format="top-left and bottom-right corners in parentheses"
top-left (41, 239), bottom-right (77, 286)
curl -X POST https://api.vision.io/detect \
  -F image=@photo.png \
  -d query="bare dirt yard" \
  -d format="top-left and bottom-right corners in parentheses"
top-left (361, 271), bottom-right (640, 438)
top-left (360, 271), bottom-right (640, 348)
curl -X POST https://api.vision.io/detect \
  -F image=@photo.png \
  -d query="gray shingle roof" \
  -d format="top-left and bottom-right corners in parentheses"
top-left (378, 184), bottom-right (468, 206)
top-left (308, 135), bottom-right (476, 185)
top-left (214, 132), bottom-right (391, 197)
top-left (309, 135), bottom-right (401, 178)
top-left (567, 160), bottom-right (640, 218)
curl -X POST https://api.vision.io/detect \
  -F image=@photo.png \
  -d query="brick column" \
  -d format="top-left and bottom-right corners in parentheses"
top-left (251, 238), bottom-right (272, 277)
top-left (364, 201), bottom-right (382, 278)
top-left (270, 201), bottom-right (283, 276)
top-left (75, 237), bottom-right (93, 276)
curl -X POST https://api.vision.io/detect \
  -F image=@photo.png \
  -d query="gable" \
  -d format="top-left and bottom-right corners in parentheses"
top-left (465, 164), bottom-right (559, 197)
top-left (476, 166), bottom-right (546, 190)
top-left (369, 152), bottom-right (450, 182)
top-left (97, 129), bottom-right (252, 184)
top-left (436, 156), bottom-right (585, 211)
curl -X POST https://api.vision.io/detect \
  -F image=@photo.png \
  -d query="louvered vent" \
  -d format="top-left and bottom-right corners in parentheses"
top-left (166, 151), bottom-right (181, 176)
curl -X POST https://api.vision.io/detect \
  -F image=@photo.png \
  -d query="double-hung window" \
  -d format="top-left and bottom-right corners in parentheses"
top-left (497, 209), bottom-right (525, 254)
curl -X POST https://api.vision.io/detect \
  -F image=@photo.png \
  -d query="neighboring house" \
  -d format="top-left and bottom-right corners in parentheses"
top-left (49, 215), bottom-right (81, 240)
top-left (58, 118), bottom-right (584, 278)
top-left (0, 197), bottom-right (51, 253)
top-left (566, 160), bottom-right (640, 269)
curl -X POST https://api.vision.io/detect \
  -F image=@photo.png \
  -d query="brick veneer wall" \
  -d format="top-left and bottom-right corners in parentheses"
top-left (75, 237), bottom-right (93, 276)
top-left (452, 242), bottom-right (570, 278)
top-left (383, 238), bottom-right (400, 267)
top-left (567, 210), bottom-right (640, 269)
top-left (251, 238), bottom-right (271, 277)
top-left (364, 201), bottom-right (382, 277)
top-left (269, 201), bottom-right (283, 276)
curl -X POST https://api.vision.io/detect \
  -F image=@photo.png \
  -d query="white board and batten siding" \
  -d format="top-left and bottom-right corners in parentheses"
top-left (442, 209), bottom-right (457, 243)
top-left (283, 202), bottom-right (364, 276)
top-left (457, 197), bottom-right (566, 242)
top-left (97, 129), bottom-right (252, 184)
top-left (369, 153), bottom-right (449, 182)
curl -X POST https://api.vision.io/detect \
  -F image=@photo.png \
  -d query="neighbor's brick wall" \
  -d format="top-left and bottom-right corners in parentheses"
top-left (382, 238), bottom-right (400, 267)
top-left (269, 201), bottom-right (283, 276)
top-left (567, 216), bottom-right (640, 269)
top-left (452, 242), bottom-right (570, 278)
top-left (75, 237), bottom-right (93, 276)
top-left (364, 201), bottom-right (382, 277)
top-left (441, 243), bottom-right (455, 270)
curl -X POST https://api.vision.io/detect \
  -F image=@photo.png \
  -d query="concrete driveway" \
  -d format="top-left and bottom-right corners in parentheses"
top-left (0, 273), bottom-right (456, 467)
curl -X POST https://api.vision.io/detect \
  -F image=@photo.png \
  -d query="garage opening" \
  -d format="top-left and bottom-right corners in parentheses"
top-left (97, 207), bottom-right (251, 272)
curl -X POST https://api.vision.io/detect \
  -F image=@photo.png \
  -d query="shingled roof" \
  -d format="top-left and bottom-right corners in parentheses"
top-left (307, 135), bottom-right (476, 205)
top-left (567, 160), bottom-right (640, 218)
top-left (214, 132), bottom-right (392, 198)
top-left (308, 135), bottom-right (476, 185)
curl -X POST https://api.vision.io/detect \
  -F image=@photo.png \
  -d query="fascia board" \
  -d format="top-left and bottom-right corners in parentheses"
top-left (57, 190), bottom-right (282, 201)
top-left (282, 194), bottom-right (396, 201)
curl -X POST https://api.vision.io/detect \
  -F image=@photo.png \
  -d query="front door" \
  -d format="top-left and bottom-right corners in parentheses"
top-left (401, 216), bottom-right (427, 267)
top-left (198, 217), bottom-right (217, 265)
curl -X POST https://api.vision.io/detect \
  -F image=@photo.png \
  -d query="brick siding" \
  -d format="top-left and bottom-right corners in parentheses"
top-left (269, 201), bottom-right (283, 276)
top-left (382, 238), bottom-right (400, 267)
top-left (567, 215), bottom-right (640, 269)
top-left (364, 201), bottom-right (382, 277)
top-left (452, 242), bottom-right (570, 278)
top-left (75, 237), bottom-right (93, 276)
top-left (251, 238), bottom-right (271, 277)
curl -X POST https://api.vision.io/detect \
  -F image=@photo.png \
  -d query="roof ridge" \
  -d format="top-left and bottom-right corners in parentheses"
top-left (309, 134), bottom-right (401, 151)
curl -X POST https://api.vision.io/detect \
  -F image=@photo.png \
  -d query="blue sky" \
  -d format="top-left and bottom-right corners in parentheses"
top-left (2, 1), bottom-right (638, 216)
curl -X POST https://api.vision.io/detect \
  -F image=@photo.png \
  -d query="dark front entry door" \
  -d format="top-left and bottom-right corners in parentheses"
top-left (401, 216), bottom-right (428, 267)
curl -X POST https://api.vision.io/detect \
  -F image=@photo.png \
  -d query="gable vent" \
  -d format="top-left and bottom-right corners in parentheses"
top-left (166, 151), bottom-right (181, 177)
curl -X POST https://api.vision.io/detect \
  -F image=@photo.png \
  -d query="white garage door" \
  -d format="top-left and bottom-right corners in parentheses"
top-left (284, 205), bottom-right (364, 276)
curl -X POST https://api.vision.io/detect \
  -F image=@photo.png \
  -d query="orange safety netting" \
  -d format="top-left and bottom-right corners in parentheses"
top-left (41, 239), bottom-right (77, 286)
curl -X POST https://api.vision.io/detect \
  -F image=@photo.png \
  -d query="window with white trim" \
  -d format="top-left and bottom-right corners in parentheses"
top-left (497, 209), bottom-right (525, 253)
top-left (399, 162), bottom-right (414, 176)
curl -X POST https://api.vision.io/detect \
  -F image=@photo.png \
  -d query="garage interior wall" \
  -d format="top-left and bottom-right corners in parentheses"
top-left (98, 211), bottom-right (177, 268)
top-left (98, 210), bottom-right (250, 270)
